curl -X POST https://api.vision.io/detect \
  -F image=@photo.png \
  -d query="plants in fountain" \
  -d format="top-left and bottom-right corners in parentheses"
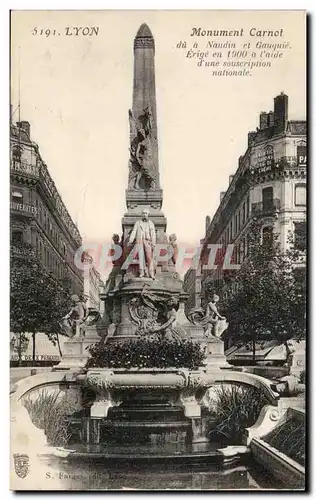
top-left (262, 413), bottom-right (305, 467)
top-left (86, 337), bottom-right (206, 370)
top-left (207, 384), bottom-right (269, 445)
top-left (23, 390), bottom-right (73, 447)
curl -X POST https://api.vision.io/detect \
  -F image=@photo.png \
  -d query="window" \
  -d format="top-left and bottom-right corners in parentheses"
top-left (294, 221), bottom-right (306, 251)
top-left (246, 196), bottom-right (250, 218)
top-left (297, 145), bottom-right (306, 167)
top-left (12, 144), bottom-right (23, 162)
top-left (11, 190), bottom-right (23, 204)
top-left (242, 202), bottom-right (246, 225)
top-left (237, 244), bottom-right (241, 264)
top-left (262, 226), bottom-right (273, 246)
top-left (246, 235), bottom-right (250, 256)
top-left (262, 187), bottom-right (274, 211)
top-left (12, 230), bottom-right (23, 245)
top-left (230, 220), bottom-right (233, 241)
top-left (295, 184), bottom-right (306, 206)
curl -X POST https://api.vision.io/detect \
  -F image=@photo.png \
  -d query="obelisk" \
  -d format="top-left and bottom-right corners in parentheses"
top-left (123, 23), bottom-right (166, 246)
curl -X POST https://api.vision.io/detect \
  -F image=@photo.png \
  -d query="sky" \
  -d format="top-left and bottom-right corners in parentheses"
top-left (10, 10), bottom-right (306, 251)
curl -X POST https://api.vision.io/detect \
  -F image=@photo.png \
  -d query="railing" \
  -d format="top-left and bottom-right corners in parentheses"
top-left (10, 245), bottom-right (36, 258)
top-left (274, 156), bottom-right (307, 169)
top-left (251, 156), bottom-right (307, 174)
top-left (251, 198), bottom-right (280, 217)
top-left (10, 160), bottom-right (39, 177)
top-left (10, 160), bottom-right (82, 247)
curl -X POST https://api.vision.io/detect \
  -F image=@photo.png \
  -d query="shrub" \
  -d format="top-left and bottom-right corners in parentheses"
top-left (86, 338), bottom-right (206, 370)
top-left (299, 370), bottom-right (306, 384)
top-left (207, 384), bottom-right (269, 445)
top-left (262, 417), bottom-right (305, 466)
top-left (23, 389), bottom-right (74, 446)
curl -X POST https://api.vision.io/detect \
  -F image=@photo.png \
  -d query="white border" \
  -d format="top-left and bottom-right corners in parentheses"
top-left (1, 1), bottom-right (314, 498)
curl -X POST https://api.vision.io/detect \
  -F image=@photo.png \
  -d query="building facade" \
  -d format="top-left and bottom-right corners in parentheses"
top-left (184, 92), bottom-right (306, 306)
top-left (10, 118), bottom-right (83, 295)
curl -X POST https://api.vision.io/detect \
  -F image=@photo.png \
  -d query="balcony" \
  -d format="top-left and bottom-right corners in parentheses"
top-left (275, 156), bottom-right (307, 169)
top-left (251, 156), bottom-right (307, 175)
top-left (10, 160), bottom-right (39, 177)
top-left (11, 245), bottom-right (36, 258)
top-left (251, 198), bottom-right (280, 217)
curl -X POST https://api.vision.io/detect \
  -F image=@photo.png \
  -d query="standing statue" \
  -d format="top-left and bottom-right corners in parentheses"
top-left (187, 293), bottom-right (228, 338)
top-left (104, 233), bottom-right (124, 294)
top-left (128, 106), bottom-right (157, 191)
top-left (128, 209), bottom-right (156, 279)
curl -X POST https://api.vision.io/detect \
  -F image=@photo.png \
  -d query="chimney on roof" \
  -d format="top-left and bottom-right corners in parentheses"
top-left (205, 215), bottom-right (211, 232)
top-left (259, 111), bottom-right (269, 129)
top-left (17, 121), bottom-right (30, 137)
top-left (248, 131), bottom-right (256, 146)
top-left (220, 191), bottom-right (225, 202)
top-left (273, 92), bottom-right (288, 131)
top-left (229, 175), bottom-right (234, 184)
top-left (267, 111), bottom-right (274, 127)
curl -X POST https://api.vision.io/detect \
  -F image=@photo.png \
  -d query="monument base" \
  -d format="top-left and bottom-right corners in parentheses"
top-left (182, 323), bottom-right (230, 369)
top-left (55, 325), bottom-right (104, 371)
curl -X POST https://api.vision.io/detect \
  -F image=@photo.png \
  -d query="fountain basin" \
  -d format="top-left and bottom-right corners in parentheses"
top-left (73, 367), bottom-right (218, 449)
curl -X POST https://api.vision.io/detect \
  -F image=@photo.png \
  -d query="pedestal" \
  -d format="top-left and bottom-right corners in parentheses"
top-left (55, 325), bottom-right (103, 371)
top-left (184, 324), bottom-right (230, 369)
top-left (289, 340), bottom-right (306, 379)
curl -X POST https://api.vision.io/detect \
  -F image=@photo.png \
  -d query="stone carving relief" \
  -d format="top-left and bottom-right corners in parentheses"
top-left (128, 106), bottom-right (158, 191)
top-left (128, 284), bottom-right (187, 339)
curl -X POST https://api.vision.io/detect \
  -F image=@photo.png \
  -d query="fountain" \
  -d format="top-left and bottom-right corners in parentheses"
top-left (52, 23), bottom-right (235, 457)
top-left (10, 23), bottom-right (305, 491)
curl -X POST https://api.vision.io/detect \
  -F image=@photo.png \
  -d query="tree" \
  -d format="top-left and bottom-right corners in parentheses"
top-left (221, 218), bottom-right (306, 360)
top-left (10, 243), bottom-right (72, 362)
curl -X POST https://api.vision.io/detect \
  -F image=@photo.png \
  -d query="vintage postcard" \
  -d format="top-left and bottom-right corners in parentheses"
top-left (10, 10), bottom-right (306, 491)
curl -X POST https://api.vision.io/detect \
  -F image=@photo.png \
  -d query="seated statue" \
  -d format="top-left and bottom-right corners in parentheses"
top-left (128, 285), bottom-right (187, 340)
top-left (146, 296), bottom-right (187, 341)
top-left (187, 293), bottom-right (228, 338)
top-left (59, 294), bottom-right (100, 340)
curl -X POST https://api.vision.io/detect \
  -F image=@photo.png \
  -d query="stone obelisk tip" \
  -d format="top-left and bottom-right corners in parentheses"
top-left (134, 23), bottom-right (155, 51)
top-left (135, 23), bottom-right (153, 39)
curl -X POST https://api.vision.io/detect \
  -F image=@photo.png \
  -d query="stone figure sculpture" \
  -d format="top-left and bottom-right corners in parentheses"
top-left (168, 233), bottom-right (178, 267)
top-left (128, 106), bottom-right (157, 190)
top-left (187, 293), bottom-right (228, 338)
top-left (128, 209), bottom-right (156, 278)
top-left (104, 233), bottom-right (124, 294)
top-left (148, 296), bottom-right (187, 341)
top-left (129, 284), bottom-right (186, 339)
top-left (59, 294), bottom-right (100, 340)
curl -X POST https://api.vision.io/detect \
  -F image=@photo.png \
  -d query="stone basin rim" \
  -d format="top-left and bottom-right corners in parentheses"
top-left (84, 367), bottom-right (210, 372)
